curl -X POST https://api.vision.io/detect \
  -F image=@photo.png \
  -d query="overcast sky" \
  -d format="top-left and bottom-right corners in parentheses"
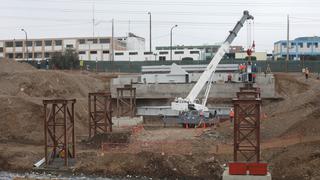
top-left (1, 0), bottom-right (320, 52)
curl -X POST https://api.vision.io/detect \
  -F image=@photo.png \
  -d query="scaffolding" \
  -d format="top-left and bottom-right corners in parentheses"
top-left (43, 99), bottom-right (76, 167)
top-left (88, 92), bottom-right (113, 138)
top-left (233, 84), bottom-right (261, 162)
top-left (116, 84), bottom-right (136, 117)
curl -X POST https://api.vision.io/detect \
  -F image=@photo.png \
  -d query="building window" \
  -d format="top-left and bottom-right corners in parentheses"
top-left (159, 51), bottom-right (168, 55)
top-left (144, 52), bottom-right (153, 55)
top-left (5, 42), bottom-right (13, 47)
top-left (45, 40), bottom-right (52, 46)
top-left (15, 41), bottom-right (23, 47)
top-left (0, 47), bottom-right (3, 52)
top-left (115, 52), bottom-right (124, 56)
top-left (45, 52), bottom-right (50, 58)
top-left (79, 39), bottom-right (86, 44)
top-left (298, 42), bottom-right (303, 48)
top-left (15, 53), bottom-right (23, 58)
top-left (281, 42), bottom-right (288, 48)
top-left (307, 42), bottom-right (312, 48)
top-left (174, 51), bottom-right (184, 54)
top-left (7, 53), bottom-right (14, 58)
top-left (129, 52), bottom-right (138, 55)
top-left (100, 38), bottom-right (110, 44)
top-left (35, 41), bottom-right (42, 46)
top-left (66, 44), bottom-right (73, 48)
top-left (87, 39), bottom-right (98, 44)
top-left (34, 53), bottom-right (42, 58)
top-left (315, 42), bottom-right (319, 48)
top-left (291, 42), bottom-right (295, 47)
top-left (90, 51), bottom-right (97, 54)
top-left (79, 51), bottom-right (86, 54)
top-left (55, 40), bottom-right (62, 46)
top-left (103, 50), bottom-right (109, 54)
top-left (190, 51), bottom-right (199, 54)
top-left (26, 41), bottom-right (33, 46)
top-left (28, 53), bottom-right (32, 58)
top-left (205, 48), bottom-right (212, 53)
top-left (159, 56), bottom-right (166, 61)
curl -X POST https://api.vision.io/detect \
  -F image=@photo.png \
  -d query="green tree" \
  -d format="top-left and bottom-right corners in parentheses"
top-left (50, 49), bottom-right (79, 69)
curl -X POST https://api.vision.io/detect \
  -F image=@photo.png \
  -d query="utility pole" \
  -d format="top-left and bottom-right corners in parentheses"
top-left (21, 29), bottom-right (28, 61)
top-left (111, 19), bottom-right (114, 62)
top-left (286, 14), bottom-right (289, 72)
top-left (92, 2), bottom-right (95, 38)
top-left (170, 24), bottom-right (178, 61)
top-left (148, 12), bottom-right (152, 52)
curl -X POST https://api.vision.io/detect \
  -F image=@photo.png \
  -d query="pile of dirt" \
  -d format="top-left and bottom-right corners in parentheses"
top-left (0, 59), bottom-right (35, 73)
top-left (263, 140), bottom-right (320, 180)
top-left (0, 59), bottom-right (106, 144)
top-left (261, 73), bottom-right (320, 139)
top-left (85, 131), bottom-right (132, 148)
top-left (76, 151), bottom-right (223, 179)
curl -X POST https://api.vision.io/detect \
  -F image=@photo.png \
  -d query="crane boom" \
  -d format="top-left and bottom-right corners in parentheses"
top-left (172, 10), bottom-right (253, 111)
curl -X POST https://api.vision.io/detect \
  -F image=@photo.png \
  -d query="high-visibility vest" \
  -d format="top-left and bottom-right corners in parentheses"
top-left (229, 111), bottom-right (234, 118)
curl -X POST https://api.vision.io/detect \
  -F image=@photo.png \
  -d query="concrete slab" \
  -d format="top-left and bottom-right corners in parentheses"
top-left (223, 168), bottom-right (272, 180)
top-left (112, 116), bottom-right (143, 128)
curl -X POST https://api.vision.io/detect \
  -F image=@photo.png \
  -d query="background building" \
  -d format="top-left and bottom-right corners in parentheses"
top-left (235, 52), bottom-right (267, 61)
top-left (156, 45), bottom-right (244, 60)
top-left (273, 36), bottom-right (320, 60)
top-left (0, 34), bottom-right (145, 61)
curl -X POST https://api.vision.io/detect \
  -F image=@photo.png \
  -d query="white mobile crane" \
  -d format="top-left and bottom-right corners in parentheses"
top-left (171, 11), bottom-right (254, 122)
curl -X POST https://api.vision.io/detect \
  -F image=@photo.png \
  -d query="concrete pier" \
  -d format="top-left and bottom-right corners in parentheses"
top-left (222, 168), bottom-right (272, 180)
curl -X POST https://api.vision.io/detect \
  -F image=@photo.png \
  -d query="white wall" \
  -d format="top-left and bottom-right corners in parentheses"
top-left (126, 37), bottom-right (145, 50)
top-left (141, 74), bottom-right (187, 84)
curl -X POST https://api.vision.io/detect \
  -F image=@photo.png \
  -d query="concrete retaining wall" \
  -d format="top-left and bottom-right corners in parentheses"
top-left (111, 74), bottom-right (276, 99)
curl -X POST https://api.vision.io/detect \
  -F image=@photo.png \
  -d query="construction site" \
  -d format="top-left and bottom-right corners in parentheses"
top-left (1, 5), bottom-right (320, 180)
top-left (1, 55), bottom-right (320, 180)
top-left (0, 42), bottom-right (320, 180)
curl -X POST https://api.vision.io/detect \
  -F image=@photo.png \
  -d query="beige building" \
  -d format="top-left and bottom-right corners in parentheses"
top-left (235, 52), bottom-right (267, 61)
top-left (0, 34), bottom-right (146, 61)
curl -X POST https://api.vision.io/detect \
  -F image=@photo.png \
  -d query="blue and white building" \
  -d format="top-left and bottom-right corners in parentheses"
top-left (274, 36), bottom-right (320, 60)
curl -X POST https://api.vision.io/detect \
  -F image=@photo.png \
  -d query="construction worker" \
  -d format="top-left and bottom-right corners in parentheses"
top-left (252, 73), bottom-right (256, 83)
top-left (229, 108), bottom-right (234, 123)
top-left (305, 67), bottom-right (309, 80)
top-left (227, 74), bottom-right (232, 83)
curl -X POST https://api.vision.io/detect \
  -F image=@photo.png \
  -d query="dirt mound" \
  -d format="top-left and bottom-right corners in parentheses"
top-left (0, 59), bottom-right (35, 73)
top-left (85, 131), bottom-right (132, 148)
top-left (0, 61), bottom-right (107, 144)
top-left (261, 73), bottom-right (320, 139)
top-left (274, 73), bottom-right (309, 97)
top-left (76, 151), bottom-right (223, 179)
top-left (0, 71), bottom-right (104, 98)
top-left (264, 140), bottom-right (320, 180)
top-left (0, 96), bottom-right (43, 144)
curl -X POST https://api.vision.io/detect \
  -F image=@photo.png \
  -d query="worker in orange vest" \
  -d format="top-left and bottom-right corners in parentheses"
top-left (229, 108), bottom-right (234, 123)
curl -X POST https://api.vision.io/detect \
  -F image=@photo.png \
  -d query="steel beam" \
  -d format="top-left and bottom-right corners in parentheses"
top-left (116, 84), bottom-right (136, 118)
top-left (43, 99), bottom-right (76, 167)
top-left (88, 92), bottom-right (113, 138)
